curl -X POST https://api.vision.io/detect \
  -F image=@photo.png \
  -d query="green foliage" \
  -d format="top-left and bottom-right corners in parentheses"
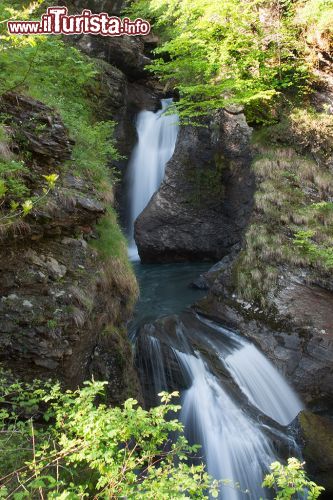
top-left (0, 0), bottom-right (46, 50)
top-left (43, 173), bottom-right (59, 190)
top-left (91, 208), bottom-right (130, 262)
top-left (263, 458), bottom-right (325, 499)
top-left (128, 0), bottom-right (310, 120)
top-left (297, 0), bottom-right (333, 37)
top-left (0, 373), bottom-right (215, 498)
top-left (0, 171), bottom-right (58, 227)
top-left (0, 2), bottom-right (119, 187)
top-left (0, 124), bottom-right (7, 143)
top-left (294, 228), bottom-right (333, 268)
top-left (69, 118), bottom-right (119, 184)
top-left (0, 158), bottom-right (29, 199)
top-left (21, 198), bottom-right (33, 215)
top-left (0, 373), bottom-right (324, 498)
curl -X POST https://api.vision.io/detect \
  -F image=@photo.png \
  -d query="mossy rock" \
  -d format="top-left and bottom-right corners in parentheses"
top-left (298, 410), bottom-right (333, 493)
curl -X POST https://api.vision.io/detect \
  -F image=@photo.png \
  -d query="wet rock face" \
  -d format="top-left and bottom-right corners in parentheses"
top-left (135, 320), bottom-right (192, 408)
top-left (0, 94), bottom-right (139, 404)
top-left (135, 109), bottom-right (255, 263)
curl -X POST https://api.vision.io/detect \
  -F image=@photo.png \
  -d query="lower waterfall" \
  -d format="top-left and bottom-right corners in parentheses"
top-left (177, 351), bottom-right (275, 500)
top-left (135, 316), bottom-right (303, 499)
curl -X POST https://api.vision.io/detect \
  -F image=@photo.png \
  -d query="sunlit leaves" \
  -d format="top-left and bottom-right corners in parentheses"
top-left (0, 179), bottom-right (6, 198)
top-left (21, 198), bottom-right (33, 215)
top-left (0, 372), bottom-right (325, 498)
top-left (42, 173), bottom-right (59, 189)
top-left (129, 0), bottom-right (311, 120)
top-left (262, 458), bottom-right (325, 499)
top-left (0, 1), bottom-right (46, 50)
top-left (0, 376), bottom-right (212, 498)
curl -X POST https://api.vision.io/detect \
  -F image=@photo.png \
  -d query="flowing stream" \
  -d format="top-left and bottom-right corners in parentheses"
top-left (125, 100), bottom-right (304, 498)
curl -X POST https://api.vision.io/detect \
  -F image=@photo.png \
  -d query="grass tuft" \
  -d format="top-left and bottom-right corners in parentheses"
top-left (235, 130), bottom-right (333, 306)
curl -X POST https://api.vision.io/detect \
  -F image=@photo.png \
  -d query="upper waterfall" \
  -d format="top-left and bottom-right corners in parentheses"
top-left (127, 98), bottom-right (179, 260)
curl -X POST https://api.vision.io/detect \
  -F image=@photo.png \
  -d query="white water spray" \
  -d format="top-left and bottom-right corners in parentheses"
top-left (177, 351), bottom-right (275, 500)
top-left (137, 319), bottom-right (304, 499)
top-left (197, 317), bottom-right (304, 426)
top-left (127, 99), bottom-right (179, 260)
top-left (225, 344), bottom-right (303, 426)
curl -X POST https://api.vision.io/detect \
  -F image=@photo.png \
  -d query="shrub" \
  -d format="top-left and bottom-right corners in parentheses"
top-left (0, 374), bottom-right (214, 498)
top-left (263, 458), bottom-right (325, 499)
top-left (0, 373), bottom-right (324, 499)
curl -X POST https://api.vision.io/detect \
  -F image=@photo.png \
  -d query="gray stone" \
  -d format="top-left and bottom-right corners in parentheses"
top-left (46, 257), bottom-right (67, 280)
top-left (22, 300), bottom-right (33, 309)
top-left (76, 197), bottom-right (105, 213)
top-left (7, 294), bottom-right (18, 301)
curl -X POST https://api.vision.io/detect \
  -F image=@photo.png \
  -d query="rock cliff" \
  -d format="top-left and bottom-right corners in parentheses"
top-left (0, 92), bottom-right (139, 404)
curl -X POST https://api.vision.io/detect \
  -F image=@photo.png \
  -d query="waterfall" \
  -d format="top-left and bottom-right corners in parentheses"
top-left (225, 344), bottom-right (303, 426)
top-left (126, 100), bottom-right (304, 498)
top-left (197, 317), bottom-right (304, 426)
top-left (136, 317), bottom-right (303, 499)
top-left (177, 351), bottom-right (275, 500)
top-left (127, 98), bottom-right (179, 260)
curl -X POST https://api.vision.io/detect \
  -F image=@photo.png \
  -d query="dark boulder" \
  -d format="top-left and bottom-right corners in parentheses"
top-left (76, 34), bottom-right (150, 80)
top-left (134, 109), bottom-right (255, 262)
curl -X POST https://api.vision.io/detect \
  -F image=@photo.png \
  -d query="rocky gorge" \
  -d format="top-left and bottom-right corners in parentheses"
top-left (131, 87), bottom-right (333, 492)
top-left (0, 0), bottom-right (333, 497)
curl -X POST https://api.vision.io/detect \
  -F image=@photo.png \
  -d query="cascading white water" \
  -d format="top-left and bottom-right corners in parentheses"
top-left (137, 317), bottom-right (304, 499)
top-left (225, 344), bottom-right (303, 426)
top-left (197, 317), bottom-right (304, 426)
top-left (127, 98), bottom-right (179, 260)
top-left (177, 351), bottom-right (276, 500)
